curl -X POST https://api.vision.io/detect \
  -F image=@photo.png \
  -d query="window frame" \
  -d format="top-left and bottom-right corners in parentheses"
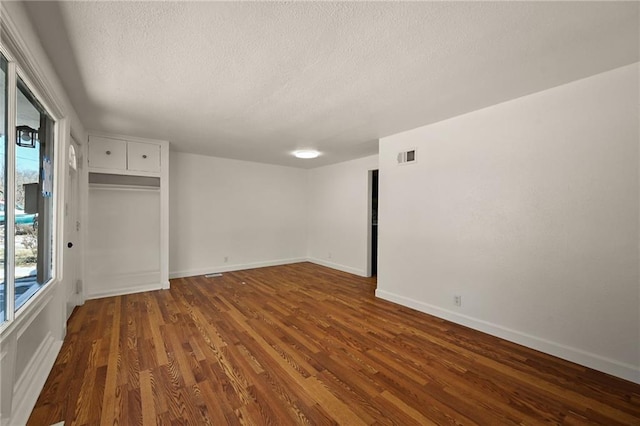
top-left (0, 43), bottom-right (64, 335)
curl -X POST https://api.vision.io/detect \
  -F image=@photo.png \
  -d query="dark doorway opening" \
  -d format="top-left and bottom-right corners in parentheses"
top-left (371, 170), bottom-right (379, 276)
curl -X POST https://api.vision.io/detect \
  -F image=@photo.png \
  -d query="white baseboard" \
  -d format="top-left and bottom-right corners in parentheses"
top-left (306, 257), bottom-right (367, 277)
top-left (375, 289), bottom-right (640, 385)
top-left (87, 270), bottom-right (163, 299)
top-left (169, 258), bottom-right (307, 279)
top-left (10, 332), bottom-right (63, 426)
top-left (86, 282), bottom-right (164, 299)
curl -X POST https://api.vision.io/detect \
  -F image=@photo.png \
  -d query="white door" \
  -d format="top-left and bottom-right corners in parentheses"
top-left (64, 139), bottom-right (81, 319)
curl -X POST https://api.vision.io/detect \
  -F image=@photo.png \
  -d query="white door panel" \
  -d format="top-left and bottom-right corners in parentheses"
top-left (64, 139), bottom-right (81, 319)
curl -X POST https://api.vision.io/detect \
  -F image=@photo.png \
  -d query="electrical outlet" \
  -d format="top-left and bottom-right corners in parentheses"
top-left (454, 295), bottom-right (462, 307)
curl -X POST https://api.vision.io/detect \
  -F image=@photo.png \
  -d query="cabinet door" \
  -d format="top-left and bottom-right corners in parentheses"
top-left (89, 136), bottom-right (127, 170)
top-left (127, 141), bottom-right (161, 173)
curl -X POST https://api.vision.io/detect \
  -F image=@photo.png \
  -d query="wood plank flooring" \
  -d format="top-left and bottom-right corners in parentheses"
top-left (29, 262), bottom-right (640, 425)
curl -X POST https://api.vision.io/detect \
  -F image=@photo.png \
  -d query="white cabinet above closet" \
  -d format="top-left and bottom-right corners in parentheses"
top-left (89, 135), bottom-right (162, 175)
top-left (88, 136), bottom-right (126, 170)
top-left (128, 141), bottom-right (161, 173)
top-left (86, 133), bottom-right (169, 299)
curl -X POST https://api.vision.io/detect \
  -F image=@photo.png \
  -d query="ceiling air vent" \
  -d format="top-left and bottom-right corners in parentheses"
top-left (397, 149), bottom-right (417, 165)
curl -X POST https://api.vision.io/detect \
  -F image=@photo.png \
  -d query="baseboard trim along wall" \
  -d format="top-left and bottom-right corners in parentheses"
top-left (306, 257), bottom-right (367, 277)
top-left (375, 289), bottom-right (640, 385)
top-left (10, 332), bottom-right (63, 426)
top-left (87, 282), bottom-right (165, 300)
top-left (171, 258), bottom-right (369, 281)
top-left (169, 258), bottom-right (308, 279)
top-left (86, 270), bottom-right (165, 299)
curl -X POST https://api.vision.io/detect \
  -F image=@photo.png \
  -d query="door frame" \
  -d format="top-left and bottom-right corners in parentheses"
top-left (63, 136), bottom-right (85, 318)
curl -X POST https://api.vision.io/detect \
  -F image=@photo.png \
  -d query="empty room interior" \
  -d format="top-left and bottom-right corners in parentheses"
top-left (0, 1), bottom-right (639, 424)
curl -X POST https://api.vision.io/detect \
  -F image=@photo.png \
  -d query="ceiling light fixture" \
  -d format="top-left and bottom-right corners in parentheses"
top-left (293, 150), bottom-right (320, 159)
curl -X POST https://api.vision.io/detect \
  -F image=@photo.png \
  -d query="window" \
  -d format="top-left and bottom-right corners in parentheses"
top-left (1, 54), bottom-right (7, 323)
top-left (0, 52), bottom-right (56, 325)
top-left (14, 79), bottom-right (55, 311)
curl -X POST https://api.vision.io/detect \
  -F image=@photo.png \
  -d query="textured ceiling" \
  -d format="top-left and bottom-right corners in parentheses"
top-left (24, 1), bottom-right (639, 168)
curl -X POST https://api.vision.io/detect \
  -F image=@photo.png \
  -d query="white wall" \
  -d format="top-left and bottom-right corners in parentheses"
top-left (87, 187), bottom-right (161, 298)
top-left (307, 155), bottom-right (379, 276)
top-left (0, 2), bottom-right (88, 424)
top-left (169, 152), bottom-right (308, 278)
top-left (378, 63), bottom-right (639, 383)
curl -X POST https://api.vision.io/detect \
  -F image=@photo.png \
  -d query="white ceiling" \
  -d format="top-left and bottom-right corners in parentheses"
top-left (24, 1), bottom-right (639, 168)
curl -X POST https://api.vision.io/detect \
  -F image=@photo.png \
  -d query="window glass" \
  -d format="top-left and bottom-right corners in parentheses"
top-left (14, 78), bottom-right (54, 311)
top-left (0, 55), bottom-right (6, 323)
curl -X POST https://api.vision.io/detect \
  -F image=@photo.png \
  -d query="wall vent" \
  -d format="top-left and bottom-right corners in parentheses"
top-left (397, 149), bottom-right (417, 165)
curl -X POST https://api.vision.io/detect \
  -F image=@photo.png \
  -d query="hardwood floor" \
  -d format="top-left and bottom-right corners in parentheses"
top-left (29, 262), bottom-right (640, 425)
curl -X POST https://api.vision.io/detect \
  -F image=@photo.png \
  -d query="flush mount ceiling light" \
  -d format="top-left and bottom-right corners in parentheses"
top-left (293, 150), bottom-right (320, 159)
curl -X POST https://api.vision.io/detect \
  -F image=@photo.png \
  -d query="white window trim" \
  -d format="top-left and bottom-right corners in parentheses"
top-left (0, 9), bottom-right (67, 338)
top-left (4, 60), bottom-right (17, 327)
